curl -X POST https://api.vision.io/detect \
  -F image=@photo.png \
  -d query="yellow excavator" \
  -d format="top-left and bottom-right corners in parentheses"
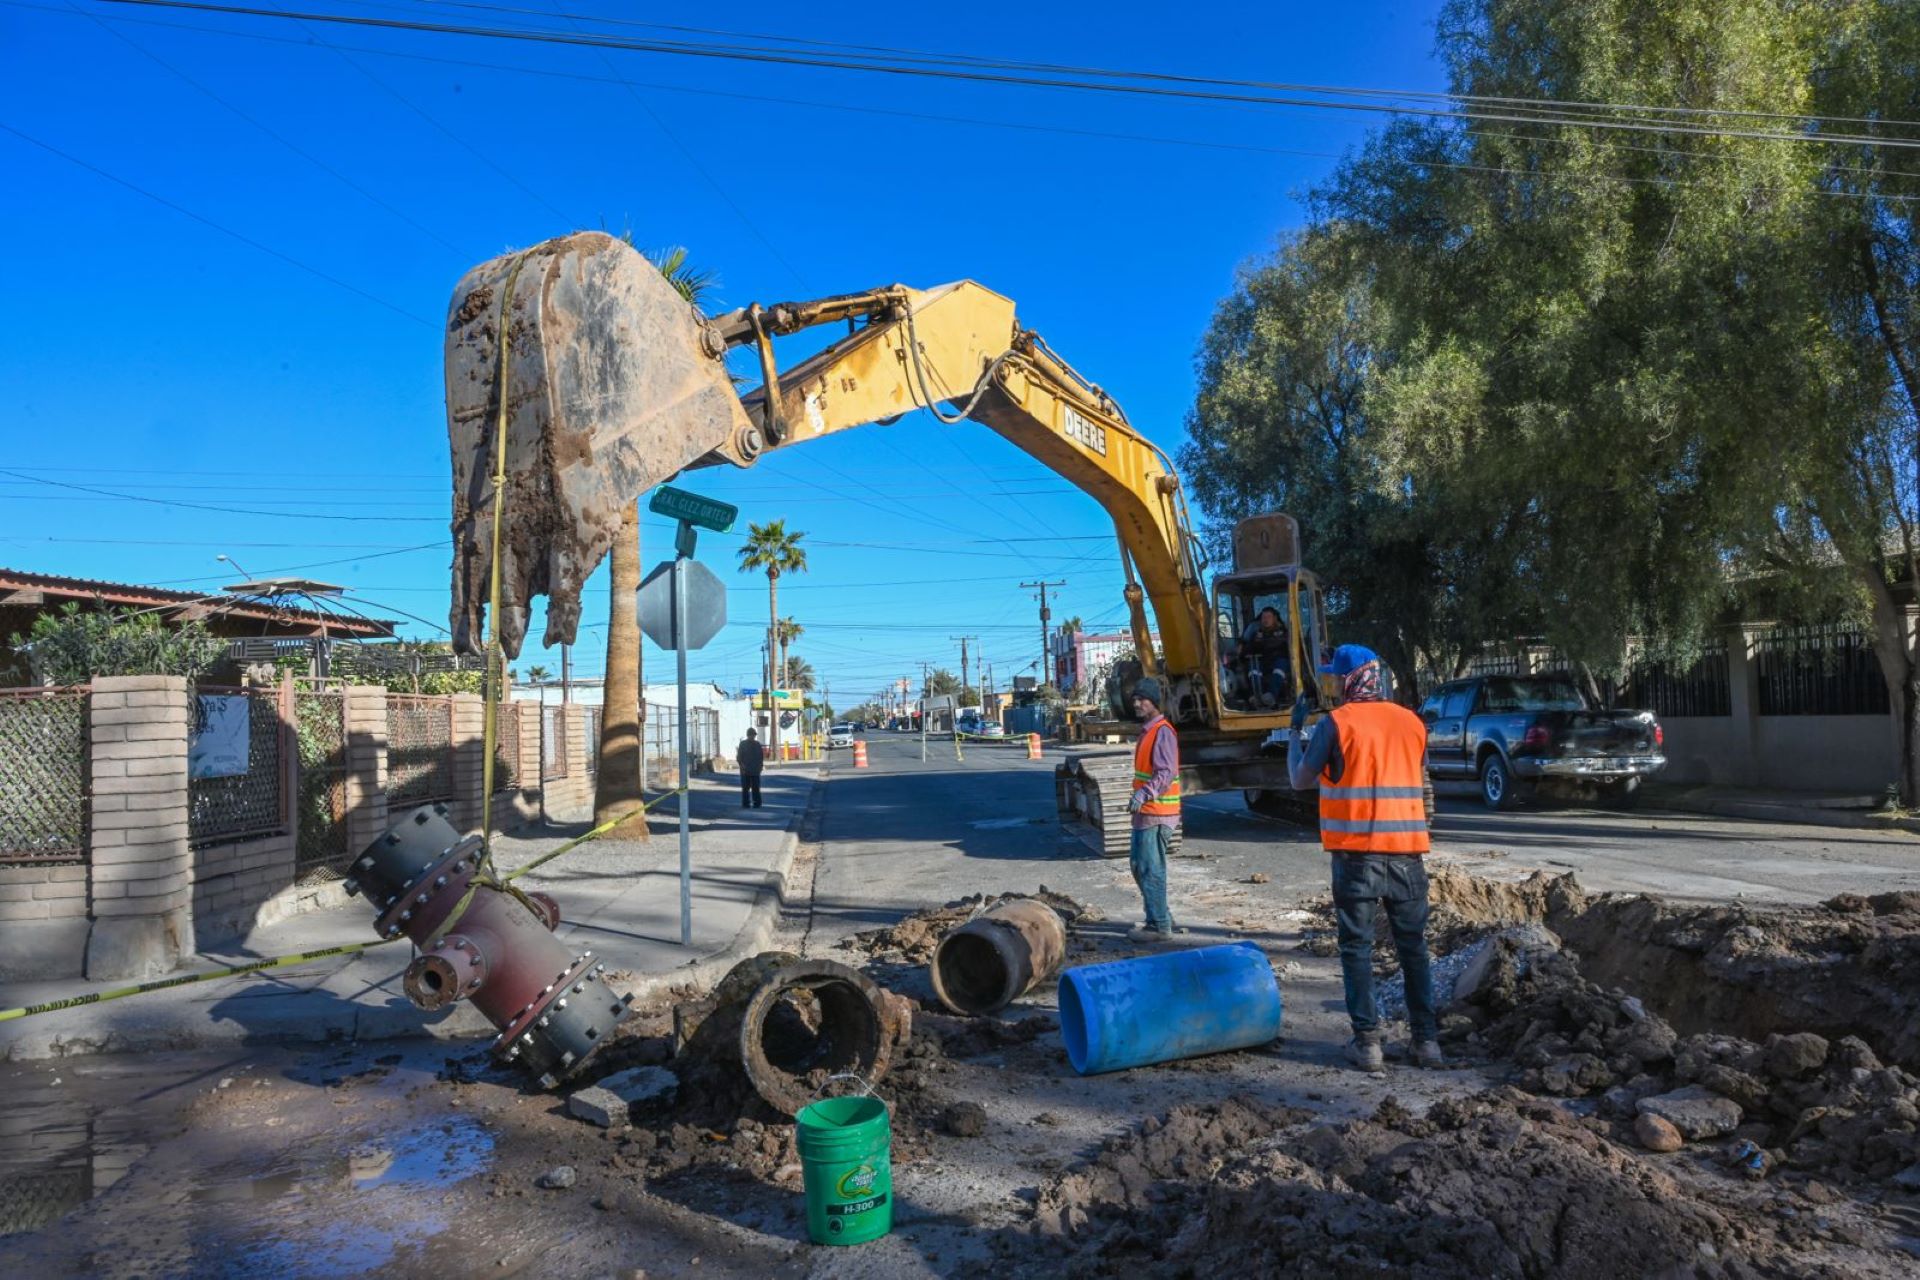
top-left (444, 232), bottom-right (1331, 853)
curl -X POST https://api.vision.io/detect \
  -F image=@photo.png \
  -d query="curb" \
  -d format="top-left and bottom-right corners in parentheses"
top-left (1641, 791), bottom-right (1920, 836)
top-left (0, 773), bottom-right (825, 1062)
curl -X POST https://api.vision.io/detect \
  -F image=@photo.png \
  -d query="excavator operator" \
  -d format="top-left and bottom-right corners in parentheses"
top-left (1234, 606), bottom-right (1292, 708)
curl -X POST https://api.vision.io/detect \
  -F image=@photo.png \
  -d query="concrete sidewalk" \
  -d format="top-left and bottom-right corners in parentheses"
top-left (1640, 782), bottom-right (1918, 834)
top-left (0, 767), bottom-right (819, 1060)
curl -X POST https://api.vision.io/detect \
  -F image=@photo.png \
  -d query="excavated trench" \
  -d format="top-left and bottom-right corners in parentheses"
top-left (1420, 866), bottom-right (1920, 1073)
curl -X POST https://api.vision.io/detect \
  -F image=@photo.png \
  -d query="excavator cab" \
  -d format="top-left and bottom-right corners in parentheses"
top-left (1210, 514), bottom-right (1329, 716)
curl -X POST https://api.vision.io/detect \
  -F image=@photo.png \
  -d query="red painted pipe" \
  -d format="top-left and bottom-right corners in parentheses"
top-left (346, 804), bottom-right (633, 1087)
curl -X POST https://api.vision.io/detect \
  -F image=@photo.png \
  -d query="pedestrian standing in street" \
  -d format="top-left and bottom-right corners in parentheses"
top-left (1127, 677), bottom-right (1184, 942)
top-left (738, 727), bottom-right (765, 809)
top-left (1287, 645), bottom-right (1440, 1073)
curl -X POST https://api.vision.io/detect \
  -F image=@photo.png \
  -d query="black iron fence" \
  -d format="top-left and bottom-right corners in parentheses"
top-left (1756, 625), bottom-right (1890, 717)
top-left (188, 685), bottom-right (287, 848)
top-left (1624, 642), bottom-right (1732, 718)
top-left (0, 686), bottom-right (89, 866)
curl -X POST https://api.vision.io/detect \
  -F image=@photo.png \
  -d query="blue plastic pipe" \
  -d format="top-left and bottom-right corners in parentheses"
top-left (1058, 942), bottom-right (1283, 1075)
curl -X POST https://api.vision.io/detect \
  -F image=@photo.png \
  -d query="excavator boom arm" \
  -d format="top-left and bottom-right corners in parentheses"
top-left (704, 279), bottom-right (1214, 687)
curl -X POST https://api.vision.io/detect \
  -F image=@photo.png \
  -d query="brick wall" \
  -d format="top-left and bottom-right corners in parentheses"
top-left (192, 832), bottom-right (297, 945)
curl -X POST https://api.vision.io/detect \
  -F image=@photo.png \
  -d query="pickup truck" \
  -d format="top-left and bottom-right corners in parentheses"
top-left (1419, 674), bottom-right (1665, 809)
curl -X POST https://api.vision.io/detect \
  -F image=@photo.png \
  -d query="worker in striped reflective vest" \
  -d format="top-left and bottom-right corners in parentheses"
top-left (1126, 677), bottom-right (1183, 942)
top-left (1287, 645), bottom-right (1441, 1074)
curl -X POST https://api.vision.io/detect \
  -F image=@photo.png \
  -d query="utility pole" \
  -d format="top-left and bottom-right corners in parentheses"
top-left (1022, 580), bottom-right (1066, 687)
top-left (919, 662), bottom-right (930, 761)
top-left (949, 635), bottom-right (978, 704)
top-left (560, 643), bottom-right (572, 705)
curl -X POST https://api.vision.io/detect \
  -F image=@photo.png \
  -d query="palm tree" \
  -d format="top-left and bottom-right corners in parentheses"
top-left (775, 617), bottom-right (803, 702)
top-left (738, 520), bottom-right (807, 758)
top-left (781, 655), bottom-right (816, 693)
top-left (595, 245), bottom-right (718, 836)
top-left (525, 664), bottom-right (552, 684)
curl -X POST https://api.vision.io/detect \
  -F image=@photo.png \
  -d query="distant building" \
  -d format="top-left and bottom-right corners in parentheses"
top-left (1052, 627), bottom-right (1157, 697)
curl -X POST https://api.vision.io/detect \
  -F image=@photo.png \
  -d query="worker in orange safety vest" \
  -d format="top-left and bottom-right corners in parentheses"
top-left (1126, 677), bottom-right (1183, 942)
top-left (1287, 644), bottom-right (1439, 1074)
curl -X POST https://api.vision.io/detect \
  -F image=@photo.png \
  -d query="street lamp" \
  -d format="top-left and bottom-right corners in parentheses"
top-left (215, 553), bottom-right (255, 583)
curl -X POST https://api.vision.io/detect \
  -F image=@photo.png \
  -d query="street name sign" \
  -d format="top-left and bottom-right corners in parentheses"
top-left (648, 485), bottom-right (737, 533)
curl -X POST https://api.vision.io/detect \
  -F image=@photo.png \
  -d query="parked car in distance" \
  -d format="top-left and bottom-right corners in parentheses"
top-left (1420, 674), bottom-right (1665, 810)
top-left (828, 723), bottom-right (856, 748)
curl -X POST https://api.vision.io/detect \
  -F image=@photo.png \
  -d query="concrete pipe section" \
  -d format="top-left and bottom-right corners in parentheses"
top-left (676, 953), bottom-right (913, 1116)
top-left (930, 898), bottom-right (1068, 1016)
top-left (345, 804), bottom-right (634, 1088)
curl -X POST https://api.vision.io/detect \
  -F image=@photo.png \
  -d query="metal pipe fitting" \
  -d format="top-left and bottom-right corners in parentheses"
top-left (930, 898), bottom-right (1068, 1016)
top-left (346, 804), bottom-right (634, 1088)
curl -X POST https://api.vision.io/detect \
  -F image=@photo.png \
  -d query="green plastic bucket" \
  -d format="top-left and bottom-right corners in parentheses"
top-left (794, 1095), bottom-right (892, 1245)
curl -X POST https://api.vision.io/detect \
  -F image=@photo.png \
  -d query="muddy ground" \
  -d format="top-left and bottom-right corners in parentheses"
top-left (7, 857), bottom-right (1920, 1277)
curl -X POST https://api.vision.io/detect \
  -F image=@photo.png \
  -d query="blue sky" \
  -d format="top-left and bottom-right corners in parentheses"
top-left (1, 0), bottom-right (1446, 706)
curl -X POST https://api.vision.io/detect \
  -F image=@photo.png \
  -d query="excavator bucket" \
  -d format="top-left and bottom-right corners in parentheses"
top-left (444, 231), bottom-right (753, 658)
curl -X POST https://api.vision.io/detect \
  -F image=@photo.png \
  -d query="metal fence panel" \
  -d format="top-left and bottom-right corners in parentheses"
top-left (1756, 625), bottom-right (1890, 717)
top-left (386, 694), bottom-right (456, 808)
top-left (492, 702), bottom-right (521, 794)
top-left (584, 707), bottom-right (602, 778)
top-left (1626, 643), bottom-right (1731, 718)
top-left (189, 686), bottom-right (286, 848)
top-left (293, 688), bottom-right (350, 880)
top-left (541, 706), bottom-right (570, 781)
top-left (0, 687), bottom-right (89, 865)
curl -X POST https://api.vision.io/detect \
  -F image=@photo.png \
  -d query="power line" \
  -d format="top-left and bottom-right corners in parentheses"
top-left (86, 1), bottom-right (1920, 153)
top-left (42, 4), bottom-right (1920, 205)
top-left (0, 466), bottom-right (444, 521)
top-left (0, 121), bottom-right (437, 327)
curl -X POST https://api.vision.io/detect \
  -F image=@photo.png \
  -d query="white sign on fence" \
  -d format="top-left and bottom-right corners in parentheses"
top-left (189, 695), bottom-right (251, 780)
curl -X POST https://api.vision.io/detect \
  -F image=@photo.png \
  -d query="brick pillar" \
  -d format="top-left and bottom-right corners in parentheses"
top-left (521, 702), bottom-right (542, 795)
top-left (85, 675), bottom-right (192, 980)
top-left (450, 693), bottom-right (485, 835)
top-left (566, 703), bottom-right (591, 807)
top-left (343, 685), bottom-right (390, 859)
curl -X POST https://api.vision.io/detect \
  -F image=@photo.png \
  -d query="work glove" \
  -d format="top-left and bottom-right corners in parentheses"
top-left (1128, 789), bottom-right (1148, 814)
top-left (1290, 695), bottom-right (1311, 733)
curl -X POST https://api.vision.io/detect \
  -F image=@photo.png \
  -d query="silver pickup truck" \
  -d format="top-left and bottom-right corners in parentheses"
top-left (1420, 674), bottom-right (1666, 809)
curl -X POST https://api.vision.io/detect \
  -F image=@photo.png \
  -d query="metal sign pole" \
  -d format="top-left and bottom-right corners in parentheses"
top-left (674, 519), bottom-right (695, 947)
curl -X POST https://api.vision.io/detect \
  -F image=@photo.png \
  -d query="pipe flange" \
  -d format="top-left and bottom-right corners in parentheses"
top-left (372, 842), bottom-right (482, 940)
top-left (490, 951), bottom-right (633, 1086)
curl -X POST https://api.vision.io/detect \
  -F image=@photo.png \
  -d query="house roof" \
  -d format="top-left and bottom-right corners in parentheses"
top-left (0, 568), bottom-right (396, 638)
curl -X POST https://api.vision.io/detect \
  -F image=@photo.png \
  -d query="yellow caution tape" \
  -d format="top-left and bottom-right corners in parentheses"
top-left (0, 940), bottom-right (397, 1024)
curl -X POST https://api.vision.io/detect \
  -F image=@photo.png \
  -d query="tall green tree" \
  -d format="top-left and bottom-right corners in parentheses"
top-left (737, 519), bottom-right (808, 758)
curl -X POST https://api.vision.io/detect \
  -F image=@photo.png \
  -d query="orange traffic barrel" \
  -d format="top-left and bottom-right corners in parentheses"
top-left (1026, 733), bottom-right (1042, 760)
top-left (852, 739), bottom-right (869, 769)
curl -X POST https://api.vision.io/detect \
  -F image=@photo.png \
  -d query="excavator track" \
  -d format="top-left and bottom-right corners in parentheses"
top-left (1055, 753), bottom-right (1183, 859)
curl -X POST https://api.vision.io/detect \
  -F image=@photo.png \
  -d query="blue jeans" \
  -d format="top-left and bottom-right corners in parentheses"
top-left (1130, 824), bottom-right (1174, 931)
top-left (1331, 852), bottom-right (1436, 1039)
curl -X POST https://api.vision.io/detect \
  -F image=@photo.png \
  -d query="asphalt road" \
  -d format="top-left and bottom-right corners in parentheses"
top-left (810, 732), bottom-right (1920, 935)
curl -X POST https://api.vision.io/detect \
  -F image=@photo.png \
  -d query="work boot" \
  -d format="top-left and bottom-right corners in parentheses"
top-left (1410, 1039), bottom-right (1445, 1069)
top-left (1127, 924), bottom-right (1175, 943)
top-left (1344, 1034), bottom-right (1386, 1074)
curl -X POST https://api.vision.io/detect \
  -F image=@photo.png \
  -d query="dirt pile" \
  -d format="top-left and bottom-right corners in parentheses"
top-left (1019, 1090), bottom-right (1885, 1278)
top-left (1446, 914), bottom-right (1920, 1188)
top-left (846, 889), bottom-right (1098, 963)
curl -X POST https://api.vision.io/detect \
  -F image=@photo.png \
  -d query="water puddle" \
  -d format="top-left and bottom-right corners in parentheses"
top-left (0, 1044), bottom-right (499, 1278)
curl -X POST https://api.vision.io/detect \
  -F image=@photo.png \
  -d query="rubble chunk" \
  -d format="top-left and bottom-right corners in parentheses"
top-left (1634, 1112), bottom-right (1684, 1152)
top-left (1637, 1086), bottom-right (1743, 1140)
top-left (1763, 1033), bottom-right (1830, 1081)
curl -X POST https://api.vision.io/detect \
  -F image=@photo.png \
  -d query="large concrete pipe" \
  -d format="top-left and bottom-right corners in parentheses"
top-left (929, 898), bottom-right (1068, 1016)
top-left (673, 953), bottom-right (913, 1116)
top-left (345, 804), bottom-right (634, 1088)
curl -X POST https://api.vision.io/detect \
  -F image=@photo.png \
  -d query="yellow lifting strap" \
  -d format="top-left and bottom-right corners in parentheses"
top-left (479, 252), bottom-right (531, 847)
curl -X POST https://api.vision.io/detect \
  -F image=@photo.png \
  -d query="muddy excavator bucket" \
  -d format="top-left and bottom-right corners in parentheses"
top-left (444, 230), bottom-right (753, 658)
